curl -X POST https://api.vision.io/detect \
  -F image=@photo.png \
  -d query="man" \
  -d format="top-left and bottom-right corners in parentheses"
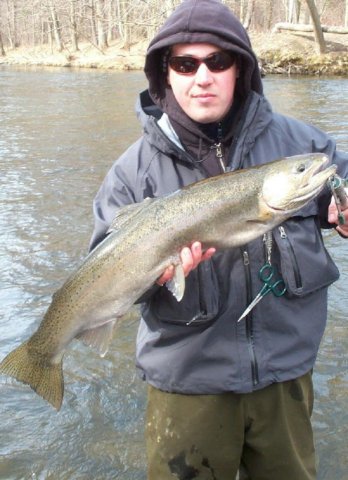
top-left (90, 1), bottom-right (348, 478)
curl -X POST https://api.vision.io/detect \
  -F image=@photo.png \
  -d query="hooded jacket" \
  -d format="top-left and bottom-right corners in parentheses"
top-left (90, 0), bottom-right (348, 394)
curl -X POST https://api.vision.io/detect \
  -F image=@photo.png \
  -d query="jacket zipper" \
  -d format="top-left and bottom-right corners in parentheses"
top-left (242, 249), bottom-right (259, 387)
top-left (212, 123), bottom-right (226, 173)
top-left (278, 226), bottom-right (302, 289)
top-left (185, 264), bottom-right (208, 326)
top-left (212, 142), bottom-right (226, 173)
top-left (198, 263), bottom-right (208, 317)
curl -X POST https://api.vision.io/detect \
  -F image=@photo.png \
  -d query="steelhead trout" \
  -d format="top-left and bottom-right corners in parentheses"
top-left (0, 153), bottom-right (336, 410)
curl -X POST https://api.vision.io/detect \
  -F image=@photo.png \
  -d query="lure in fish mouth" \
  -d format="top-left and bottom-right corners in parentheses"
top-left (262, 153), bottom-right (337, 212)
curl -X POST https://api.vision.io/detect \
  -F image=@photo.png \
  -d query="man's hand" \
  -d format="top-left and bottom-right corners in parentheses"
top-left (328, 195), bottom-right (348, 237)
top-left (156, 241), bottom-right (216, 286)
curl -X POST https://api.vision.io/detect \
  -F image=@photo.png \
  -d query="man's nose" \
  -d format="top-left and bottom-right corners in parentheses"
top-left (194, 63), bottom-right (213, 85)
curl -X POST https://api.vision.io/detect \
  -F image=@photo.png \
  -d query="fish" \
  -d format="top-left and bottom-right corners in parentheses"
top-left (0, 153), bottom-right (336, 410)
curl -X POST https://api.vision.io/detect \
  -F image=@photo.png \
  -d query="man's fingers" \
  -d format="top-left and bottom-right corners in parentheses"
top-left (190, 241), bottom-right (203, 270)
top-left (156, 242), bottom-right (217, 286)
top-left (335, 224), bottom-right (348, 237)
top-left (156, 264), bottom-right (174, 286)
top-left (180, 246), bottom-right (194, 276)
top-left (328, 196), bottom-right (338, 224)
top-left (201, 247), bottom-right (216, 261)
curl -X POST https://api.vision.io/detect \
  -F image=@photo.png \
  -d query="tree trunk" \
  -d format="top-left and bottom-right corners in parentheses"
top-left (90, 0), bottom-right (98, 47)
top-left (243, 0), bottom-right (255, 30)
top-left (106, 0), bottom-right (115, 44)
top-left (239, 0), bottom-right (246, 24)
top-left (10, 0), bottom-right (20, 47)
top-left (70, 0), bottom-right (79, 51)
top-left (289, 0), bottom-right (301, 23)
top-left (5, 0), bottom-right (14, 48)
top-left (48, 0), bottom-right (64, 51)
top-left (266, 0), bottom-right (274, 30)
top-left (273, 23), bottom-right (348, 34)
top-left (0, 32), bottom-right (6, 56)
top-left (304, 0), bottom-right (326, 54)
top-left (95, 0), bottom-right (108, 49)
top-left (115, 0), bottom-right (129, 50)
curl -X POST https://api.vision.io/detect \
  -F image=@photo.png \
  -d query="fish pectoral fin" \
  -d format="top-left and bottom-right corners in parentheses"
top-left (0, 342), bottom-right (64, 411)
top-left (166, 263), bottom-right (185, 302)
top-left (76, 320), bottom-right (116, 357)
top-left (107, 197), bottom-right (156, 234)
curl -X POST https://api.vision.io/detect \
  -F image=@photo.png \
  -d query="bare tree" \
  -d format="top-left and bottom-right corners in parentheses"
top-left (69, 0), bottom-right (79, 51)
top-left (304, 0), bottom-right (326, 53)
top-left (0, 31), bottom-right (5, 56)
top-left (95, 0), bottom-right (108, 48)
top-left (1, 0), bottom-right (346, 52)
top-left (5, 0), bottom-right (20, 48)
top-left (115, 0), bottom-right (129, 48)
top-left (242, 0), bottom-right (255, 29)
top-left (288, 0), bottom-right (301, 23)
top-left (265, 0), bottom-right (275, 30)
top-left (46, 0), bottom-right (64, 51)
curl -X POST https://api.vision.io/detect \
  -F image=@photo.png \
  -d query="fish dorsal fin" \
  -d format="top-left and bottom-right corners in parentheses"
top-left (76, 320), bottom-right (117, 357)
top-left (166, 263), bottom-right (185, 302)
top-left (107, 197), bottom-right (155, 234)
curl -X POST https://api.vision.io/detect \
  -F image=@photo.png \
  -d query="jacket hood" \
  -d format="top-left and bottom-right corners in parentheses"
top-left (144, 0), bottom-right (263, 107)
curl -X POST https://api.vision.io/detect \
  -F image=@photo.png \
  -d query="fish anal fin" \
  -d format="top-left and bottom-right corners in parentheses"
top-left (166, 263), bottom-right (185, 302)
top-left (76, 320), bottom-right (116, 357)
top-left (0, 342), bottom-right (64, 411)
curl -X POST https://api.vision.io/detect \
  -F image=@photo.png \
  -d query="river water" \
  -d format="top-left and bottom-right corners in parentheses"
top-left (0, 67), bottom-right (347, 480)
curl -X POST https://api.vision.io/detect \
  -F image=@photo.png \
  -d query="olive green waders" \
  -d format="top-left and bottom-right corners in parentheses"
top-left (146, 372), bottom-right (316, 480)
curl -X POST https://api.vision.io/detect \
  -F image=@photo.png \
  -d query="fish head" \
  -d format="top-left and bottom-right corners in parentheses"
top-left (262, 153), bottom-right (337, 212)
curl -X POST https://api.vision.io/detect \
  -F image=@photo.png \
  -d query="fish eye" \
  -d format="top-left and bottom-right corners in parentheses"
top-left (296, 163), bottom-right (306, 173)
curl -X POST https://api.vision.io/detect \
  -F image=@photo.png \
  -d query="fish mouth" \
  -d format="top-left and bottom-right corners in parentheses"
top-left (265, 155), bottom-right (337, 212)
top-left (294, 162), bottom-right (337, 205)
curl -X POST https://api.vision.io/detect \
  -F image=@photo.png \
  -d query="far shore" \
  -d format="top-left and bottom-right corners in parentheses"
top-left (1, 32), bottom-right (348, 76)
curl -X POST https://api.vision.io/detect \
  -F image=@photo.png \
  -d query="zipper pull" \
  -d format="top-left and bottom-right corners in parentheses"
top-left (263, 231), bottom-right (273, 264)
top-left (243, 250), bottom-right (249, 265)
top-left (279, 226), bottom-right (287, 239)
top-left (212, 142), bottom-right (226, 173)
top-left (186, 314), bottom-right (200, 326)
top-left (211, 122), bottom-right (226, 173)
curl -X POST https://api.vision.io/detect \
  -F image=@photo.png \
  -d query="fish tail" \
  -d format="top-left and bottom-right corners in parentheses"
top-left (0, 342), bottom-right (64, 410)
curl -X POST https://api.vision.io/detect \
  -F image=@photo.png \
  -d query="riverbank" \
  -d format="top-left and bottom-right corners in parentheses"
top-left (1, 31), bottom-right (348, 75)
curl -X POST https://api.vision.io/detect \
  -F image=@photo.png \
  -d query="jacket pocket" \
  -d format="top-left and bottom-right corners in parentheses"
top-left (273, 215), bottom-right (339, 297)
top-left (148, 259), bottom-right (220, 326)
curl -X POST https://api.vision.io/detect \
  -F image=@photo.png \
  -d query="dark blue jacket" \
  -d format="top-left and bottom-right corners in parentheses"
top-left (90, 89), bottom-right (347, 393)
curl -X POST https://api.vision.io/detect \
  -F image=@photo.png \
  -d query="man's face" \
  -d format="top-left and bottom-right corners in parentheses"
top-left (167, 43), bottom-right (239, 124)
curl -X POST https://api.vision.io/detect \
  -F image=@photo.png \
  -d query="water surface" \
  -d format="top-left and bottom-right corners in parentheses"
top-left (0, 68), bottom-right (347, 479)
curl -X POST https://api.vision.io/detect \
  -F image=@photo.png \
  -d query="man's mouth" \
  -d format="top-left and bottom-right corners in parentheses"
top-left (192, 93), bottom-right (216, 98)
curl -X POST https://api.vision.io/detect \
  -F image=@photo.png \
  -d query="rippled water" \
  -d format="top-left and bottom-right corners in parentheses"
top-left (0, 68), bottom-right (347, 479)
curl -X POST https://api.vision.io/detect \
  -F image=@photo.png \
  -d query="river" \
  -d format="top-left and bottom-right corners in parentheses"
top-left (0, 67), bottom-right (347, 480)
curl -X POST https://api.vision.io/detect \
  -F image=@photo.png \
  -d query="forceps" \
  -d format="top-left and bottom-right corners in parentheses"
top-left (237, 263), bottom-right (287, 322)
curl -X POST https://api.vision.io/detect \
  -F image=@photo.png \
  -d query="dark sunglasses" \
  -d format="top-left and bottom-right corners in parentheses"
top-left (168, 51), bottom-right (236, 75)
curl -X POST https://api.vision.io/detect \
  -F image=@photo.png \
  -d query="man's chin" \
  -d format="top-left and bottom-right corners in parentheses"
top-left (189, 112), bottom-right (225, 124)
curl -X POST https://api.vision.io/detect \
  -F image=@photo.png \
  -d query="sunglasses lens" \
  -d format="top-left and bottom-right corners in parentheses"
top-left (169, 51), bottom-right (236, 74)
top-left (206, 52), bottom-right (235, 72)
top-left (168, 57), bottom-right (199, 74)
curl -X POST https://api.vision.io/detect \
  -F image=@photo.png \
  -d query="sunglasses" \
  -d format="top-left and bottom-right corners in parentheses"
top-left (168, 51), bottom-right (236, 75)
